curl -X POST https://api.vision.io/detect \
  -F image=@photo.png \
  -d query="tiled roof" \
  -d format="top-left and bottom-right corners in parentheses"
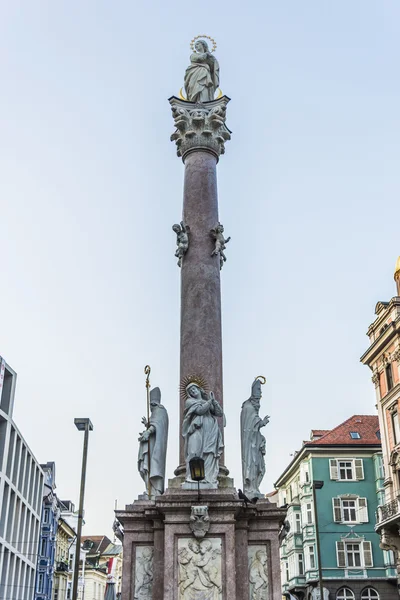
top-left (307, 415), bottom-right (380, 446)
top-left (311, 430), bottom-right (330, 437)
top-left (81, 535), bottom-right (113, 555)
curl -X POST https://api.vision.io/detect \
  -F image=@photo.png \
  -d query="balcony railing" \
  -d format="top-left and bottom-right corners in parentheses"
top-left (376, 498), bottom-right (400, 525)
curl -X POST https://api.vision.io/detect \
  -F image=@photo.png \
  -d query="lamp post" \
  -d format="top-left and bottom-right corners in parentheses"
top-left (189, 457), bottom-right (205, 501)
top-left (312, 480), bottom-right (324, 600)
top-left (72, 418), bottom-right (93, 600)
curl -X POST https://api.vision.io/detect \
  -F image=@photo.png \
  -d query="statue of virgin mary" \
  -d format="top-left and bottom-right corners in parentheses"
top-left (182, 382), bottom-right (224, 485)
top-left (184, 40), bottom-right (220, 103)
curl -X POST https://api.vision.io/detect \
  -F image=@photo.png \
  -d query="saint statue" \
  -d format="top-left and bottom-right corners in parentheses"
top-left (182, 382), bottom-right (224, 485)
top-left (240, 379), bottom-right (269, 498)
top-left (138, 387), bottom-right (169, 498)
top-left (184, 40), bottom-right (220, 103)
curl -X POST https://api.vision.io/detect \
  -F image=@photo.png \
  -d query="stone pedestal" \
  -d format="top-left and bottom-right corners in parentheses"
top-left (116, 485), bottom-right (286, 600)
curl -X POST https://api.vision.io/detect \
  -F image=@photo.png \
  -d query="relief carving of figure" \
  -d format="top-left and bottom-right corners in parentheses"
top-left (134, 547), bottom-right (154, 600)
top-left (210, 223), bottom-right (230, 270)
top-left (249, 550), bottom-right (268, 600)
top-left (241, 379), bottom-right (269, 498)
top-left (184, 40), bottom-right (220, 103)
top-left (137, 387), bottom-right (169, 498)
top-left (172, 221), bottom-right (190, 267)
top-left (178, 539), bottom-right (222, 599)
top-left (182, 383), bottom-right (224, 485)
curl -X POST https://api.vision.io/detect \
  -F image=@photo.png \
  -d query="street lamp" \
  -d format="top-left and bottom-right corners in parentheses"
top-left (189, 457), bottom-right (205, 501)
top-left (312, 480), bottom-right (324, 600)
top-left (71, 418), bottom-right (93, 600)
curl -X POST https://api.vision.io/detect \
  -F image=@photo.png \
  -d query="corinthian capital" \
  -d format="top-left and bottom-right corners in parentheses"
top-left (169, 96), bottom-right (231, 160)
top-left (393, 348), bottom-right (400, 363)
top-left (371, 372), bottom-right (380, 387)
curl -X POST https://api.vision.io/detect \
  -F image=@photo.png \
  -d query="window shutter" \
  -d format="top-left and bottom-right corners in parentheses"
top-left (357, 498), bottom-right (368, 523)
top-left (329, 459), bottom-right (338, 480)
top-left (355, 459), bottom-right (364, 480)
top-left (362, 541), bottom-right (373, 567)
top-left (332, 498), bottom-right (342, 522)
top-left (336, 541), bottom-right (346, 567)
top-left (301, 504), bottom-right (306, 524)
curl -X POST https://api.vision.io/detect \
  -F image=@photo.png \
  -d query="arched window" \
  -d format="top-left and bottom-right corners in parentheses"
top-left (336, 589), bottom-right (355, 600)
top-left (361, 589), bottom-right (379, 600)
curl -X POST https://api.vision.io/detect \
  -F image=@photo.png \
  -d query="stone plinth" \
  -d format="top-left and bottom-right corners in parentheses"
top-left (169, 97), bottom-right (231, 469)
top-left (116, 487), bottom-right (286, 600)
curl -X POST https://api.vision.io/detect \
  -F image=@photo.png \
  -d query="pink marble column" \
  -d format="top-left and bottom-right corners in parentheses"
top-left (179, 149), bottom-right (224, 465)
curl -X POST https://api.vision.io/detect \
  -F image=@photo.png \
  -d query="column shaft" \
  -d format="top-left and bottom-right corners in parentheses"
top-left (179, 150), bottom-right (224, 465)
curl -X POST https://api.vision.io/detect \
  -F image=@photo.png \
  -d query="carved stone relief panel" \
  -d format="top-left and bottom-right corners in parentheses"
top-left (177, 537), bottom-right (222, 600)
top-left (134, 546), bottom-right (154, 600)
top-left (248, 545), bottom-right (269, 600)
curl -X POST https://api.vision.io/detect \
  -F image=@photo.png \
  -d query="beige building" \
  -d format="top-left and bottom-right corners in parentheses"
top-left (361, 258), bottom-right (400, 565)
top-left (80, 536), bottom-right (122, 600)
top-left (52, 516), bottom-right (75, 600)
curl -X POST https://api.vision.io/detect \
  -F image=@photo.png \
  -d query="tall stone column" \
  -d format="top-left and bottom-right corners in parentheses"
top-left (169, 96), bottom-right (231, 468)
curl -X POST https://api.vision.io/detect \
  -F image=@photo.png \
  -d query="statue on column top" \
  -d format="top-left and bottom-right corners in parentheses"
top-left (184, 37), bottom-right (220, 103)
top-left (240, 378), bottom-right (269, 498)
top-left (137, 386), bottom-right (169, 498)
top-left (182, 382), bottom-right (224, 485)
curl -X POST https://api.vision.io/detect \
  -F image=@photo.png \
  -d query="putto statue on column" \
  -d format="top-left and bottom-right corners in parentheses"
top-left (172, 221), bottom-right (190, 267)
top-left (210, 222), bottom-right (231, 270)
top-left (138, 385), bottom-right (169, 498)
top-left (240, 377), bottom-right (269, 498)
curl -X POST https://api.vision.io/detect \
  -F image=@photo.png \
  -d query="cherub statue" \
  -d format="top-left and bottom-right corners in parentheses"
top-left (210, 222), bottom-right (231, 269)
top-left (172, 221), bottom-right (190, 267)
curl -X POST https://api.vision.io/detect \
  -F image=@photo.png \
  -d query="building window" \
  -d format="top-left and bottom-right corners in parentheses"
top-left (350, 432), bottom-right (361, 439)
top-left (386, 364), bottom-right (394, 392)
top-left (54, 590), bottom-right (59, 600)
top-left (339, 461), bottom-right (354, 480)
top-left (330, 459), bottom-right (364, 481)
top-left (295, 512), bottom-right (301, 533)
top-left (306, 503), bottom-right (313, 524)
top-left (342, 500), bottom-right (357, 522)
top-left (392, 412), bottom-right (400, 445)
top-left (336, 541), bottom-right (373, 568)
top-left (361, 589), bottom-right (379, 600)
top-left (346, 543), bottom-right (361, 567)
top-left (43, 509), bottom-right (50, 524)
top-left (333, 497), bottom-right (368, 523)
top-left (38, 573), bottom-right (44, 593)
top-left (285, 561), bottom-right (289, 582)
top-left (298, 553), bottom-right (304, 575)
top-left (337, 589), bottom-right (355, 600)
top-left (308, 545), bottom-right (315, 569)
top-left (40, 537), bottom-right (47, 556)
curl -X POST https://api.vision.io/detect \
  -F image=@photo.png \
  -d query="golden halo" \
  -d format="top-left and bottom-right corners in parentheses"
top-left (180, 374), bottom-right (208, 400)
top-left (255, 375), bottom-right (267, 385)
top-left (190, 35), bottom-right (217, 53)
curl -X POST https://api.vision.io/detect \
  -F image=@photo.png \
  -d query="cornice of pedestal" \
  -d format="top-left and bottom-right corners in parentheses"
top-left (169, 96), bottom-right (232, 160)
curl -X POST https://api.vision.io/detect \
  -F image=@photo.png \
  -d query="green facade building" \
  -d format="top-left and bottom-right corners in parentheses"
top-left (275, 415), bottom-right (397, 600)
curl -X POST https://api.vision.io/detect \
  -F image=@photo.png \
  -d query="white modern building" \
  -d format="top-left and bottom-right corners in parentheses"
top-left (0, 357), bottom-right (44, 600)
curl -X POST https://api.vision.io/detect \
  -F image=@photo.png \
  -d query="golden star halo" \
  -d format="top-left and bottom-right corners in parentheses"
top-left (180, 374), bottom-right (208, 400)
top-left (190, 35), bottom-right (217, 53)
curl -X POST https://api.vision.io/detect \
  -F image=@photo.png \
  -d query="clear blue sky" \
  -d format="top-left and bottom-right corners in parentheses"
top-left (1, 1), bottom-right (399, 536)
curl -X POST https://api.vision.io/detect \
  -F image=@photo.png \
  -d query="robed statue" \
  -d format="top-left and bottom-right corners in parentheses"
top-left (184, 39), bottom-right (220, 103)
top-left (138, 387), bottom-right (169, 498)
top-left (240, 379), bottom-right (269, 498)
top-left (182, 382), bottom-right (224, 485)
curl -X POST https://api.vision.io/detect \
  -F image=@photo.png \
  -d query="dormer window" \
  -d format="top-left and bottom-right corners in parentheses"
top-left (350, 432), bottom-right (361, 439)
